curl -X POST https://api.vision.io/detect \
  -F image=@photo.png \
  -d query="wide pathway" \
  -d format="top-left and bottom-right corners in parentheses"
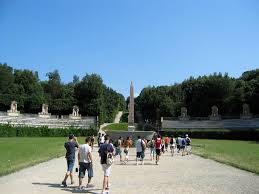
top-left (0, 147), bottom-right (259, 194)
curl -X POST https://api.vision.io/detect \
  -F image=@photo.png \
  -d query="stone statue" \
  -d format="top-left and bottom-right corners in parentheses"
top-left (69, 106), bottom-right (81, 120)
top-left (128, 81), bottom-right (135, 131)
top-left (209, 105), bottom-right (221, 120)
top-left (241, 103), bottom-right (252, 119)
top-left (178, 107), bottom-right (190, 120)
top-left (7, 101), bottom-right (20, 117)
top-left (38, 104), bottom-right (51, 118)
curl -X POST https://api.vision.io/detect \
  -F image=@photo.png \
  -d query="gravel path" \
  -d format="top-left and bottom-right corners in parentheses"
top-left (0, 147), bottom-right (259, 194)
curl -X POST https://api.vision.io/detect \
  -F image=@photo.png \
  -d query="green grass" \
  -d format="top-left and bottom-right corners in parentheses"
top-left (192, 139), bottom-right (259, 174)
top-left (0, 137), bottom-right (87, 177)
top-left (103, 123), bottom-right (132, 131)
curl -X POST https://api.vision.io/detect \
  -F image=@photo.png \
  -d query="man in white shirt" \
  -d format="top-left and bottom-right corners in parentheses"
top-left (99, 134), bottom-right (105, 146)
top-left (135, 136), bottom-right (146, 165)
top-left (78, 137), bottom-right (93, 190)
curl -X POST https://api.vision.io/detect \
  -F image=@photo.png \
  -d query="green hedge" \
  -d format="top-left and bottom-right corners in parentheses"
top-left (0, 125), bottom-right (98, 137)
top-left (160, 129), bottom-right (259, 141)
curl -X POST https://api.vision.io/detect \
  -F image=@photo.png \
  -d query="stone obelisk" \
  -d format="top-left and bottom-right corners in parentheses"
top-left (128, 81), bottom-right (135, 131)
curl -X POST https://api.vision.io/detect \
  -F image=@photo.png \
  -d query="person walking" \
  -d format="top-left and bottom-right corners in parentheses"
top-left (164, 136), bottom-right (170, 152)
top-left (176, 135), bottom-right (182, 153)
top-left (78, 137), bottom-right (94, 190)
top-left (181, 135), bottom-right (187, 156)
top-left (155, 135), bottom-right (162, 165)
top-left (148, 138), bottom-right (155, 161)
top-left (99, 134), bottom-right (105, 146)
top-left (61, 134), bottom-right (79, 187)
top-left (98, 135), bottom-right (114, 194)
top-left (90, 135), bottom-right (95, 150)
top-left (135, 136), bottom-right (146, 165)
top-left (114, 137), bottom-right (123, 162)
top-left (123, 137), bottom-right (132, 163)
top-left (186, 134), bottom-right (192, 155)
top-left (169, 136), bottom-right (176, 156)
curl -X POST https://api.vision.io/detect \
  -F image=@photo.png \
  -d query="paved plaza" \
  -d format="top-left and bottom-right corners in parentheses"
top-left (0, 147), bottom-right (259, 194)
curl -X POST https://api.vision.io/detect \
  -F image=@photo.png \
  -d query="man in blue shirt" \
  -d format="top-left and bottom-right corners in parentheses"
top-left (61, 134), bottom-right (79, 187)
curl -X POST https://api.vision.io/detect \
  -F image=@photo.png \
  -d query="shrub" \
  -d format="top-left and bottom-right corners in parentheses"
top-left (0, 124), bottom-right (98, 137)
top-left (160, 129), bottom-right (259, 141)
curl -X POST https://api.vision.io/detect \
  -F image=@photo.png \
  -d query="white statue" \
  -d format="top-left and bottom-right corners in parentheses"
top-left (7, 101), bottom-right (20, 116)
top-left (38, 104), bottom-right (51, 118)
top-left (69, 106), bottom-right (81, 120)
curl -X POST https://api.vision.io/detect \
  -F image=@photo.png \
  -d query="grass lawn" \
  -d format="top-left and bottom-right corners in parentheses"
top-left (0, 137), bottom-right (87, 177)
top-left (103, 123), bottom-right (134, 131)
top-left (192, 139), bottom-right (259, 174)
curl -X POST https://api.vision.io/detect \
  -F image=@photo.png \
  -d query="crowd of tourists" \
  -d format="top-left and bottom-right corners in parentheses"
top-left (61, 133), bottom-right (191, 194)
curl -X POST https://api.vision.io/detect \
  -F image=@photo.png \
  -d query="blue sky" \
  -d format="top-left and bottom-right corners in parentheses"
top-left (0, 0), bottom-right (259, 97)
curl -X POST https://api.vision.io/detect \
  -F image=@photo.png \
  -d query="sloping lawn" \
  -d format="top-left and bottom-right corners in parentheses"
top-left (103, 123), bottom-right (130, 131)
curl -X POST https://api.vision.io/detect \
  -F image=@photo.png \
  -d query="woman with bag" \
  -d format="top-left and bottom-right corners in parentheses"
top-left (98, 135), bottom-right (114, 194)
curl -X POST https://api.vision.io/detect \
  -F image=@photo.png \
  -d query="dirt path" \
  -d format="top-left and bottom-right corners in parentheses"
top-left (114, 111), bottom-right (123, 124)
top-left (0, 147), bottom-right (259, 194)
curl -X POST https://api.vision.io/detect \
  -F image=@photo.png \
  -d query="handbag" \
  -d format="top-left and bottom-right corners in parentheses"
top-left (106, 152), bottom-right (113, 165)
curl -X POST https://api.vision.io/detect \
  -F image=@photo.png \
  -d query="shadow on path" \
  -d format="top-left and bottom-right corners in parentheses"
top-left (32, 182), bottom-right (101, 194)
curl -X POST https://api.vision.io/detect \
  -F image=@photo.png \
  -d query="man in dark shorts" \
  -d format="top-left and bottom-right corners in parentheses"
top-left (155, 135), bottom-right (162, 165)
top-left (181, 135), bottom-right (187, 156)
top-left (78, 137), bottom-right (93, 190)
top-left (61, 134), bottom-right (79, 187)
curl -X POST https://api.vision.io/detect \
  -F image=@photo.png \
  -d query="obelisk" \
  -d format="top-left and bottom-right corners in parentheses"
top-left (128, 81), bottom-right (135, 131)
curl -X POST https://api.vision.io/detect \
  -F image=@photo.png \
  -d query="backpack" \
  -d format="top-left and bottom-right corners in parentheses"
top-left (113, 140), bottom-right (119, 147)
top-left (141, 140), bottom-right (145, 151)
top-left (149, 140), bottom-right (155, 148)
top-left (186, 138), bottom-right (191, 145)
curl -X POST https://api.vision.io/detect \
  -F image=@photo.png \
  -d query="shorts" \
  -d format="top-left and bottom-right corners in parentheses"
top-left (67, 160), bottom-right (75, 172)
top-left (156, 149), bottom-right (161, 156)
top-left (124, 148), bottom-right (129, 154)
top-left (181, 146), bottom-right (186, 149)
top-left (102, 164), bottom-right (112, 177)
top-left (150, 148), bottom-right (155, 155)
top-left (79, 162), bottom-right (93, 178)
top-left (177, 145), bottom-right (180, 149)
top-left (136, 152), bottom-right (144, 159)
top-left (115, 147), bottom-right (122, 156)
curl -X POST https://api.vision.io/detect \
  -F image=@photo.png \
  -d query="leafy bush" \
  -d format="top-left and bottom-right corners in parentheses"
top-left (160, 129), bottom-right (259, 141)
top-left (120, 112), bottom-right (129, 123)
top-left (0, 124), bottom-right (98, 137)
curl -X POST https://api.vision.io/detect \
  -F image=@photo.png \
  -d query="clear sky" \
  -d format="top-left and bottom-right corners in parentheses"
top-left (0, 0), bottom-right (259, 97)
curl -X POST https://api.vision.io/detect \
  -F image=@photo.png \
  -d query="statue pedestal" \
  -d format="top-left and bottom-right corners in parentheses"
top-left (178, 116), bottom-right (190, 121)
top-left (240, 114), bottom-right (253, 120)
top-left (209, 116), bottom-right (221, 120)
top-left (38, 113), bottom-right (51, 119)
top-left (7, 111), bottom-right (20, 117)
top-left (128, 125), bottom-right (135, 132)
top-left (69, 114), bottom-right (81, 120)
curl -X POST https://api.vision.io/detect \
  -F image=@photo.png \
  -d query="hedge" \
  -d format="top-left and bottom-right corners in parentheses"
top-left (0, 125), bottom-right (98, 137)
top-left (159, 129), bottom-right (259, 141)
